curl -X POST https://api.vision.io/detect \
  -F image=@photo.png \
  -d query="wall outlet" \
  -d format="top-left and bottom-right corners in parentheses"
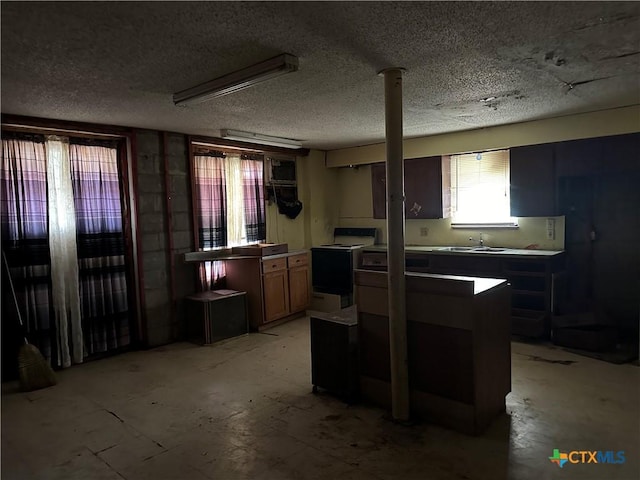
top-left (546, 218), bottom-right (555, 240)
top-left (420, 227), bottom-right (429, 237)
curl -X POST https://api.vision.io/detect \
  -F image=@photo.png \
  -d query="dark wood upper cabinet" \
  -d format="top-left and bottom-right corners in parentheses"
top-left (601, 133), bottom-right (640, 174)
top-left (510, 144), bottom-right (556, 217)
top-left (371, 156), bottom-right (451, 219)
top-left (555, 137), bottom-right (603, 177)
top-left (371, 162), bottom-right (387, 219)
top-left (554, 133), bottom-right (639, 177)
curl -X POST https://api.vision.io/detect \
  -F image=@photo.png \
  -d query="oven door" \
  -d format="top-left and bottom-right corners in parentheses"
top-left (311, 248), bottom-right (354, 295)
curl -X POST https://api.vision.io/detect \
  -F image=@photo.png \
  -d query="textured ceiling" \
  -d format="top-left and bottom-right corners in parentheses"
top-left (2, 2), bottom-right (639, 150)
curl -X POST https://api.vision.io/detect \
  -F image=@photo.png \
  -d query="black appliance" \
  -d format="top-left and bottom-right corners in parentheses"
top-left (310, 227), bottom-right (377, 296)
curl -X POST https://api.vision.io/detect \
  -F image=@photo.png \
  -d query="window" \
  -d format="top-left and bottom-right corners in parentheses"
top-left (191, 143), bottom-right (266, 289)
top-left (450, 149), bottom-right (517, 226)
top-left (1, 133), bottom-right (132, 368)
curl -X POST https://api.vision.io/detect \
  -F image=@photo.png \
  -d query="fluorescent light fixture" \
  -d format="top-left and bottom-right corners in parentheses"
top-left (173, 53), bottom-right (298, 106)
top-left (220, 129), bottom-right (302, 149)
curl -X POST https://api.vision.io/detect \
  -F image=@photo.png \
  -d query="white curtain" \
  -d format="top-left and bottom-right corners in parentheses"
top-left (46, 136), bottom-right (84, 367)
top-left (225, 155), bottom-right (245, 246)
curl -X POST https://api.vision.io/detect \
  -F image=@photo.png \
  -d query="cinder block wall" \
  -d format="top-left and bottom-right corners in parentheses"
top-left (135, 130), bottom-right (197, 347)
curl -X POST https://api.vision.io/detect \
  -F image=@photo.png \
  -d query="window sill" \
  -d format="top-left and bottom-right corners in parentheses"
top-left (451, 222), bottom-right (519, 229)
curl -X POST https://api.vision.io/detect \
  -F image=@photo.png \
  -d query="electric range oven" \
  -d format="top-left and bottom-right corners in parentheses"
top-left (310, 228), bottom-right (377, 310)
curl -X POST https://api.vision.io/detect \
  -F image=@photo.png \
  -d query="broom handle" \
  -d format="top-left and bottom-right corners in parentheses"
top-left (2, 250), bottom-right (29, 345)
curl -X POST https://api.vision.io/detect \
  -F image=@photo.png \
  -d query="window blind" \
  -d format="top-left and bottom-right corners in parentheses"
top-left (450, 150), bottom-right (513, 224)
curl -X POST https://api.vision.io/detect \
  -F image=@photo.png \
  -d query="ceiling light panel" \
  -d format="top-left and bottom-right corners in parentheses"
top-left (220, 129), bottom-right (302, 149)
top-left (173, 54), bottom-right (298, 106)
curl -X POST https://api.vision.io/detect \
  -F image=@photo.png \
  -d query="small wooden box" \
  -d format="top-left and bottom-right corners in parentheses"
top-left (185, 290), bottom-right (248, 345)
top-left (232, 243), bottom-right (288, 257)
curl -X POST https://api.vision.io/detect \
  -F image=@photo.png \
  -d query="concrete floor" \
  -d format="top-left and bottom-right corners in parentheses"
top-left (2, 316), bottom-right (638, 480)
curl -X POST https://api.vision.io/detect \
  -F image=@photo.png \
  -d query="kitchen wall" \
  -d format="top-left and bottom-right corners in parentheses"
top-left (266, 149), bottom-right (339, 249)
top-left (327, 105), bottom-right (640, 167)
top-left (336, 164), bottom-right (565, 250)
top-left (136, 133), bottom-right (338, 346)
top-left (135, 130), bottom-right (196, 347)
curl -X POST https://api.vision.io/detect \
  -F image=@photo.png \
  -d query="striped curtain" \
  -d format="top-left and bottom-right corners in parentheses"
top-left (194, 154), bottom-right (227, 288)
top-left (70, 140), bottom-right (130, 355)
top-left (2, 133), bottom-right (132, 369)
top-left (242, 158), bottom-right (266, 243)
top-left (1, 135), bottom-right (53, 363)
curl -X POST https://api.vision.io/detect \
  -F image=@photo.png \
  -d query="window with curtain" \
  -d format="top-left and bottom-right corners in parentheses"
top-left (1, 134), bottom-right (53, 362)
top-left (1, 133), bottom-right (132, 368)
top-left (70, 139), bottom-right (130, 356)
top-left (192, 146), bottom-right (266, 290)
top-left (450, 149), bottom-right (516, 226)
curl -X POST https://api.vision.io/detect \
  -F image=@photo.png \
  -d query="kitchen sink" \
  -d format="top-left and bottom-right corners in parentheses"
top-left (472, 247), bottom-right (506, 252)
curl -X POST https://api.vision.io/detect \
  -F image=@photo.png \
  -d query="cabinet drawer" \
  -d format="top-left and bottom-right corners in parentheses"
top-left (287, 253), bottom-right (308, 268)
top-left (262, 257), bottom-right (287, 272)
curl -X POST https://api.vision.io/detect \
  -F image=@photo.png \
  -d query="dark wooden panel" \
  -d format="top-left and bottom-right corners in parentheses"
top-left (405, 156), bottom-right (445, 219)
top-left (371, 156), bottom-right (448, 219)
top-left (358, 312), bottom-right (391, 382)
top-left (555, 137), bottom-right (603, 177)
top-left (310, 314), bottom-right (359, 400)
top-left (408, 322), bottom-right (474, 404)
top-left (510, 143), bottom-right (556, 217)
top-left (601, 133), bottom-right (640, 174)
top-left (371, 163), bottom-right (387, 219)
top-left (428, 255), bottom-right (503, 277)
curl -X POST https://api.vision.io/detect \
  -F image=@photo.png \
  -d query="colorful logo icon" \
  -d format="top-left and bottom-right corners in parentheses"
top-left (549, 449), bottom-right (569, 468)
top-left (549, 449), bottom-right (625, 467)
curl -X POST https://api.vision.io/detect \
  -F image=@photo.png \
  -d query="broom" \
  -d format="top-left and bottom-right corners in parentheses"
top-left (2, 250), bottom-right (57, 391)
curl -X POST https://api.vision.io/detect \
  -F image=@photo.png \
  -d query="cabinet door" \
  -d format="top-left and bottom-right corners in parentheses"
top-left (405, 157), bottom-right (450, 218)
top-left (555, 138), bottom-right (603, 177)
top-left (510, 144), bottom-right (556, 217)
top-left (288, 265), bottom-right (310, 313)
top-left (601, 133), bottom-right (640, 174)
top-left (263, 270), bottom-right (290, 322)
top-left (371, 156), bottom-right (449, 219)
top-left (371, 163), bottom-right (387, 219)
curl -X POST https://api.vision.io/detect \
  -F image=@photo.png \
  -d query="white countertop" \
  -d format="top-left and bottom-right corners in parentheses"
top-left (184, 249), bottom-right (307, 263)
top-left (364, 244), bottom-right (563, 257)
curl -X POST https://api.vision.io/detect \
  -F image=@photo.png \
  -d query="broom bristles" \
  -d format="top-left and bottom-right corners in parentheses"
top-left (18, 343), bottom-right (57, 391)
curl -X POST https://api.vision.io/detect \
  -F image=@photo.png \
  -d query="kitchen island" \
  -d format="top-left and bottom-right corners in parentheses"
top-left (359, 245), bottom-right (566, 337)
top-left (355, 269), bottom-right (511, 435)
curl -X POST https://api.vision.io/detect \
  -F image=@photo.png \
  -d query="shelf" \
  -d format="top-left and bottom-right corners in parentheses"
top-left (512, 290), bottom-right (545, 297)
top-left (504, 270), bottom-right (546, 277)
top-left (504, 261), bottom-right (547, 273)
top-left (511, 308), bottom-right (548, 337)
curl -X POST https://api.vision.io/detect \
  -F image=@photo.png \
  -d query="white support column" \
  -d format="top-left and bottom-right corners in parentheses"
top-left (381, 67), bottom-right (409, 422)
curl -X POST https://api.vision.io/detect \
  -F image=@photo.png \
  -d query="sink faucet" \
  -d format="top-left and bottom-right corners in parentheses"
top-left (469, 233), bottom-right (484, 247)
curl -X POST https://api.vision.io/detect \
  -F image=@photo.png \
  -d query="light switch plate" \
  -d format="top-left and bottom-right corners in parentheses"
top-left (546, 218), bottom-right (555, 240)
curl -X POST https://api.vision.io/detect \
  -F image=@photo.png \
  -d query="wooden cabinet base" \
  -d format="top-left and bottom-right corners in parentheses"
top-left (258, 310), bottom-right (306, 331)
top-left (360, 376), bottom-right (506, 436)
top-left (355, 269), bottom-right (511, 435)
